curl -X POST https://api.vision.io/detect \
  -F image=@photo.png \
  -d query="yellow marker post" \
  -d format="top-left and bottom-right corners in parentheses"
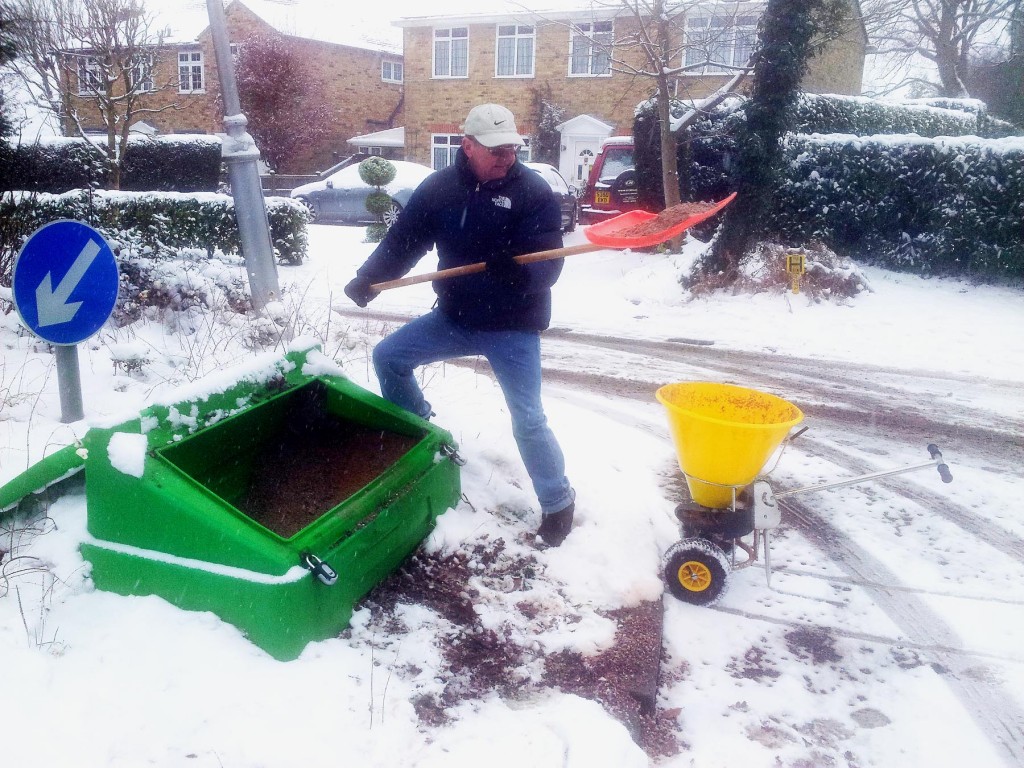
top-left (785, 251), bottom-right (806, 294)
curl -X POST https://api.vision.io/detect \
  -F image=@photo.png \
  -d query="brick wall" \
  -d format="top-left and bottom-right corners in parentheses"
top-left (401, 7), bottom-right (866, 168)
top-left (64, 1), bottom-right (403, 175)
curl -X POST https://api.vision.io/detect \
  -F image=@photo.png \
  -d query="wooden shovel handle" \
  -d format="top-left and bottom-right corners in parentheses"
top-left (369, 242), bottom-right (602, 292)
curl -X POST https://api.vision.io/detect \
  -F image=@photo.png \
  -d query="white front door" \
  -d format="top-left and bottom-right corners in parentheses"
top-left (566, 138), bottom-right (600, 189)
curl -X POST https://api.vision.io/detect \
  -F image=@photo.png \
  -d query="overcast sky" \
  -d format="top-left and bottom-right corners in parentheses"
top-left (153, 0), bottom-right (602, 52)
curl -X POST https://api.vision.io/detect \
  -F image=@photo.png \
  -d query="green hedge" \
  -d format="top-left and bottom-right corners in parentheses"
top-left (772, 133), bottom-right (1024, 279)
top-left (633, 94), bottom-right (1024, 280)
top-left (791, 94), bottom-right (1018, 138)
top-left (0, 190), bottom-right (308, 284)
top-left (119, 135), bottom-right (222, 192)
top-left (0, 135), bottom-right (223, 193)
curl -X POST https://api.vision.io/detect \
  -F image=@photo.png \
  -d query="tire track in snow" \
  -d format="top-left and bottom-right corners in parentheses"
top-left (780, 496), bottom-right (1024, 767)
top-left (341, 310), bottom-right (1024, 763)
top-left (791, 436), bottom-right (1024, 563)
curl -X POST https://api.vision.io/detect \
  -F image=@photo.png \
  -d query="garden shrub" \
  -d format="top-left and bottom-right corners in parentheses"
top-left (0, 135), bottom-right (222, 194)
top-left (358, 157), bottom-right (397, 244)
top-left (634, 94), bottom-right (1024, 281)
top-left (0, 190), bottom-right (309, 289)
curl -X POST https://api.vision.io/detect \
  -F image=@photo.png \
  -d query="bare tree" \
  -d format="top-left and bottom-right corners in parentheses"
top-left (862, 0), bottom-right (1020, 97)
top-left (588, 0), bottom-right (757, 212)
top-left (6, 0), bottom-right (178, 188)
top-left (1, 0), bottom-right (18, 139)
top-left (567, 1), bottom-right (849, 213)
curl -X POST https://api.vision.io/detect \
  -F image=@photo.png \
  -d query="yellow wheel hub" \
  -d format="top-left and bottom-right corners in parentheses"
top-left (677, 560), bottom-right (713, 592)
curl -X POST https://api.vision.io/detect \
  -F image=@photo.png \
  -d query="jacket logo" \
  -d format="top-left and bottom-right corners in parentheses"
top-left (492, 195), bottom-right (512, 210)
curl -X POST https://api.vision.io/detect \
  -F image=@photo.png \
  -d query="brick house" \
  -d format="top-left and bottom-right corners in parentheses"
top-left (395, 1), bottom-right (867, 188)
top-left (65, 0), bottom-right (404, 174)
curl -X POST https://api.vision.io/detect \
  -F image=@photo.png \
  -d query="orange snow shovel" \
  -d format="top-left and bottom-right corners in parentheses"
top-left (369, 192), bottom-right (737, 293)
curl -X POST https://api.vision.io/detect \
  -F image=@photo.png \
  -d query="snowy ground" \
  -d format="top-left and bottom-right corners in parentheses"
top-left (2, 221), bottom-right (1023, 767)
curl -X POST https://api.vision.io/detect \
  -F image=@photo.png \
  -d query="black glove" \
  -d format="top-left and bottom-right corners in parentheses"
top-left (344, 275), bottom-right (378, 308)
top-left (486, 253), bottom-right (527, 288)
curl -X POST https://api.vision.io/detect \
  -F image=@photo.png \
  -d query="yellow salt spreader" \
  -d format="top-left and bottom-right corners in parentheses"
top-left (655, 382), bottom-right (953, 606)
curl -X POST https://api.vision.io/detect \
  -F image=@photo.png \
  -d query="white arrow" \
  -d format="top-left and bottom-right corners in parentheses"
top-left (35, 238), bottom-right (101, 328)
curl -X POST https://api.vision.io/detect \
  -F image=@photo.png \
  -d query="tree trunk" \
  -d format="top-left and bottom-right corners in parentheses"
top-left (697, 0), bottom-right (843, 282)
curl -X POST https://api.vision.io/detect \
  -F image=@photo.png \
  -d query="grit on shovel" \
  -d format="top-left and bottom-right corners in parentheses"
top-left (369, 192), bottom-right (737, 293)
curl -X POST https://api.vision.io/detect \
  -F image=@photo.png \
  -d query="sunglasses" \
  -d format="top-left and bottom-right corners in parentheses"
top-left (472, 139), bottom-right (519, 158)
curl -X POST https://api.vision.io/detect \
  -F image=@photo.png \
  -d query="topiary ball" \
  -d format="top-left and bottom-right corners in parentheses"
top-left (358, 156), bottom-right (397, 187)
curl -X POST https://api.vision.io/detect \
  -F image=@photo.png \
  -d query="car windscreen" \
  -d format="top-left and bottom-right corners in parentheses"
top-left (598, 147), bottom-right (634, 182)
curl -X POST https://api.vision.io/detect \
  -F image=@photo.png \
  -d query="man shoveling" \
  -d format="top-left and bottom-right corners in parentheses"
top-left (344, 103), bottom-right (576, 546)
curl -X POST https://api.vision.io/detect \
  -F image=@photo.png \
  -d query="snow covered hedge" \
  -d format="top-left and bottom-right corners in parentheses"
top-left (0, 190), bottom-right (309, 278)
top-left (774, 133), bottom-right (1024, 279)
top-left (636, 95), bottom-right (1024, 280)
top-left (791, 94), bottom-right (1018, 139)
top-left (0, 135), bottom-right (222, 193)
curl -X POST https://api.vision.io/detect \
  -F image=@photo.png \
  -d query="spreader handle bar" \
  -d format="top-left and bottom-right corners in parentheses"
top-left (774, 444), bottom-right (953, 499)
top-left (928, 443), bottom-right (953, 483)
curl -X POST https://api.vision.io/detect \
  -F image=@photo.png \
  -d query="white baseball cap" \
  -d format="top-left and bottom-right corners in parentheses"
top-left (462, 103), bottom-right (525, 147)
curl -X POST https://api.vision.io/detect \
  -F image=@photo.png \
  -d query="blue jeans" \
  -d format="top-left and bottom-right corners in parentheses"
top-left (372, 309), bottom-right (574, 515)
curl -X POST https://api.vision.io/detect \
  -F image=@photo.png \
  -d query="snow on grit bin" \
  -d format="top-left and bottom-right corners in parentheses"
top-left (69, 345), bottom-right (463, 660)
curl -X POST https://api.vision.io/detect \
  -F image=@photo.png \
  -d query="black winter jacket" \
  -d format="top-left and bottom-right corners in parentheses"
top-left (354, 150), bottom-right (565, 331)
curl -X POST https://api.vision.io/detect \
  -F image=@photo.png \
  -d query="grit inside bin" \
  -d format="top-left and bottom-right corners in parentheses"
top-left (656, 382), bottom-right (803, 509)
top-left (0, 345), bottom-right (463, 660)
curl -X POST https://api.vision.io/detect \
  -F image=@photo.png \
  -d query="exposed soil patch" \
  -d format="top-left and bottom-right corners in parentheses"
top-left (354, 539), bottom-right (682, 758)
top-left (240, 414), bottom-right (418, 538)
top-left (729, 645), bottom-right (782, 681)
top-left (543, 603), bottom-right (681, 757)
top-left (785, 627), bottom-right (842, 665)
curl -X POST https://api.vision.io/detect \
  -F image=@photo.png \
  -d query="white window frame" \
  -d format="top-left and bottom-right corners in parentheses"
top-left (178, 50), bottom-right (205, 93)
top-left (495, 24), bottom-right (534, 78)
top-left (568, 20), bottom-right (613, 77)
top-left (431, 134), bottom-right (462, 169)
top-left (683, 14), bottom-right (758, 75)
top-left (130, 54), bottom-right (154, 93)
top-left (515, 138), bottom-right (532, 163)
top-left (433, 27), bottom-right (468, 79)
top-left (382, 59), bottom-right (403, 83)
top-left (77, 56), bottom-right (105, 95)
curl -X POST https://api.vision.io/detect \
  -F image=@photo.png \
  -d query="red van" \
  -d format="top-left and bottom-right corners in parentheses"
top-left (579, 136), bottom-right (639, 223)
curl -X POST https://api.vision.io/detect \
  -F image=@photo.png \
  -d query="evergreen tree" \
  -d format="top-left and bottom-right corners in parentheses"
top-left (695, 0), bottom-right (847, 282)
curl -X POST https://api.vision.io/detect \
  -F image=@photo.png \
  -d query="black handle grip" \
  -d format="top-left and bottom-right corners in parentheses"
top-left (927, 443), bottom-right (953, 483)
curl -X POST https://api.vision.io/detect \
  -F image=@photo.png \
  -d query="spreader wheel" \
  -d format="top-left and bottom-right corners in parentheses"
top-left (663, 538), bottom-right (730, 606)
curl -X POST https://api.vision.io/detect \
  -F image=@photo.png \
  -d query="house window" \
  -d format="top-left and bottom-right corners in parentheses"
top-left (434, 27), bottom-right (468, 78)
top-left (496, 25), bottom-right (534, 77)
top-left (515, 138), bottom-right (531, 163)
top-left (130, 55), bottom-right (154, 93)
top-left (382, 60), bottom-right (403, 83)
top-left (77, 56), bottom-right (105, 95)
top-left (432, 134), bottom-right (462, 169)
top-left (569, 21), bottom-right (613, 76)
top-left (358, 146), bottom-right (384, 155)
top-left (684, 14), bottom-right (758, 74)
top-left (178, 50), bottom-right (205, 93)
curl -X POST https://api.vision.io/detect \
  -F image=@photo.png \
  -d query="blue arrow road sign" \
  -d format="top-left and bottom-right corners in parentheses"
top-left (12, 220), bottom-right (119, 345)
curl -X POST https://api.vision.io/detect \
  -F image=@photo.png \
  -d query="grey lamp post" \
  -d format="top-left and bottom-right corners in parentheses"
top-left (205, 0), bottom-right (280, 313)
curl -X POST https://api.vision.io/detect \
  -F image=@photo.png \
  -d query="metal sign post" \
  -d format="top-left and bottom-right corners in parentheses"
top-left (12, 220), bottom-right (120, 423)
top-left (206, 0), bottom-right (280, 315)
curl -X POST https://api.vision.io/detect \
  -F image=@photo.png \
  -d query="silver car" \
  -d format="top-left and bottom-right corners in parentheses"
top-left (290, 160), bottom-right (435, 226)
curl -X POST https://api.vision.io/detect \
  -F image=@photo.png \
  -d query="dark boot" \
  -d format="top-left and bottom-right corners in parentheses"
top-left (538, 502), bottom-right (574, 546)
